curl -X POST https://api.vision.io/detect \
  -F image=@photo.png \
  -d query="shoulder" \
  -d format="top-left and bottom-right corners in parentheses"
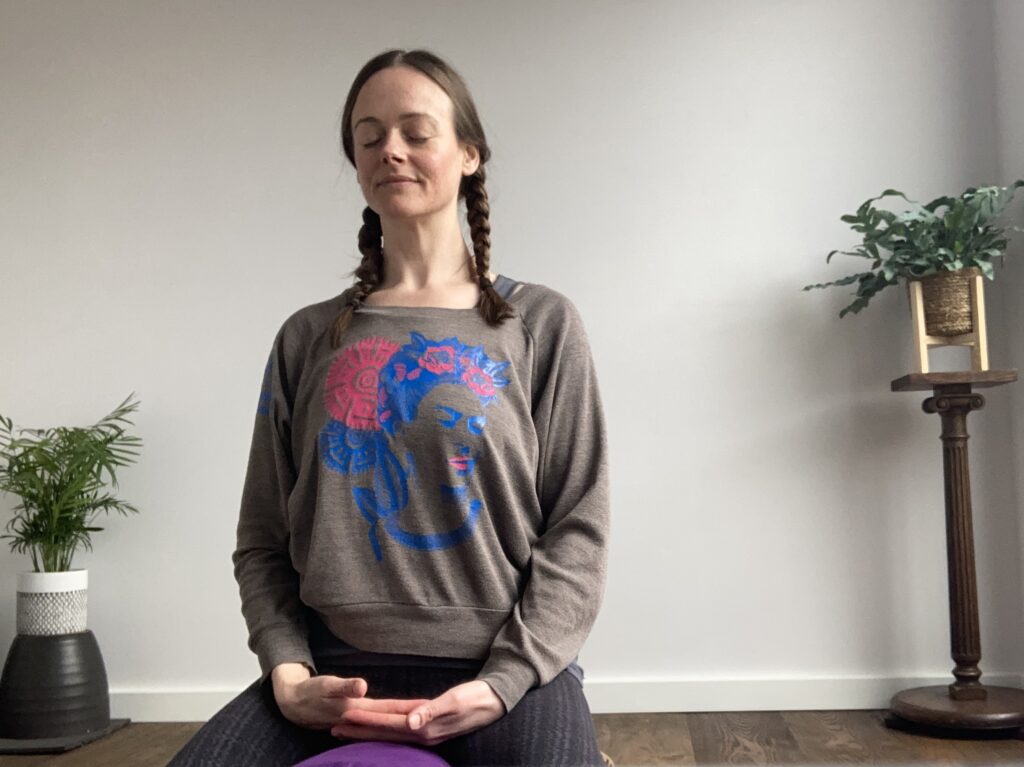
top-left (511, 280), bottom-right (590, 336)
top-left (271, 287), bottom-right (356, 352)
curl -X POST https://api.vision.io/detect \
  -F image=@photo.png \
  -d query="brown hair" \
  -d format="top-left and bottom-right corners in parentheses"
top-left (330, 48), bottom-right (515, 349)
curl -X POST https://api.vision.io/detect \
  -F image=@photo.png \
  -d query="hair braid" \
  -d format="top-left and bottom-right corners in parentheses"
top-left (465, 168), bottom-right (515, 324)
top-left (330, 206), bottom-right (384, 348)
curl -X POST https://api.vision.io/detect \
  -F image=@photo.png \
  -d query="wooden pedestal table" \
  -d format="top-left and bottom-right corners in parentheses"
top-left (887, 370), bottom-right (1024, 735)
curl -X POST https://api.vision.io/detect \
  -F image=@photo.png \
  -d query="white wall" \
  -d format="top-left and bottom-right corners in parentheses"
top-left (994, 0), bottom-right (1024, 696)
top-left (2, 0), bottom-right (1023, 720)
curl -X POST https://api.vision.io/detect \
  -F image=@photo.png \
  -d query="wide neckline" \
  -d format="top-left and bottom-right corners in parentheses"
top-left (353, 274), bottom-right (519, 314)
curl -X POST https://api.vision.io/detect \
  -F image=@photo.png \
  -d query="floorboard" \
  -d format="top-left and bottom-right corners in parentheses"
top-left (2, 710), bottom-right (1024, 765)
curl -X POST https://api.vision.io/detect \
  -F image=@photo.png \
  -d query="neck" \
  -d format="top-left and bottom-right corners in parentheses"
top-left (378, 204), bottom-right (478, 290)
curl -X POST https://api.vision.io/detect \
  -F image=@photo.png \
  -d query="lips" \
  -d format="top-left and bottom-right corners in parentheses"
top-left (448, 456), bottom-right (470, 471)
top-left (379, 176), bottom-right (416, 186)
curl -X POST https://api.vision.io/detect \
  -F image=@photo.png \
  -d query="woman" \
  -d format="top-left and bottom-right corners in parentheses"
top-left (169, 48), bottom-right (610, 766)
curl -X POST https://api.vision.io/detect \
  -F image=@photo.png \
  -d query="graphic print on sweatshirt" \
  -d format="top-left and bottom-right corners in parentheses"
top-left (317, 332), bottom-right (510, 562)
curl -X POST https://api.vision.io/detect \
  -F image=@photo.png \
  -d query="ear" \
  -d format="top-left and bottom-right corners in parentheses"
top-left (462, 143), bottom-right (480, 177)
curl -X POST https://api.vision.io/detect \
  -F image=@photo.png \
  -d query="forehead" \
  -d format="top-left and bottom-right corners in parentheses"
top-left (352, 66), bottom-right (453, 129)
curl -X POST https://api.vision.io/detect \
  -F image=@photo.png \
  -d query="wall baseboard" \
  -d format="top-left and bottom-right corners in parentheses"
top-left (110, 672), bottom-right (1024, 722)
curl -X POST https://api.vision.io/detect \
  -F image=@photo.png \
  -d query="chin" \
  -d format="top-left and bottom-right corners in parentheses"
top-left (377, 202), bottom-right (447, 220)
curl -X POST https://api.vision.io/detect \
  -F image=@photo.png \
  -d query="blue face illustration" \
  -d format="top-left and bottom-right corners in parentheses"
top-left (432, 400), bottom-right (486, 477)
top-left (317, 332), bottom-right (509, 562)
top-left (382, 381), bottom-right (490, 545)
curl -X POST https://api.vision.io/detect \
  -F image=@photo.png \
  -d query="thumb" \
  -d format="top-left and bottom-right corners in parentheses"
top-left (324, 676), bottom-right (367, 698)
top-left (408, 707), bottom-right (427, 730)
top-left (409, 700), bottom-right (439, 730)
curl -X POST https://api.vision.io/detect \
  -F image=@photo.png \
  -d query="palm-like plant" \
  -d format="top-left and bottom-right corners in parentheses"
top-left (0, 394), bottom-right (143, 572)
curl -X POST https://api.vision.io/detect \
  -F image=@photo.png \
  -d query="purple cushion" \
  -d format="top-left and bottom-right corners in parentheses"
top-left (292, 741), bottom-right (452, 767)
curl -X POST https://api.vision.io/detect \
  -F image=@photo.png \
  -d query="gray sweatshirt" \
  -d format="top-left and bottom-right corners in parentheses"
top-left (233, 275), bottom-right (610, 714)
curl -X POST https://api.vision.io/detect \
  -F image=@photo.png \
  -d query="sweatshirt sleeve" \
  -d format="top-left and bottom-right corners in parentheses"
top-left (475, 291), bottom-right (611, 713)
top-left (232, 328), bottom-right (317, 685)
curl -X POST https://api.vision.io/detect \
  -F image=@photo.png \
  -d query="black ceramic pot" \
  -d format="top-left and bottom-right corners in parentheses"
top-left (0, 631), bottom-right (110, 738)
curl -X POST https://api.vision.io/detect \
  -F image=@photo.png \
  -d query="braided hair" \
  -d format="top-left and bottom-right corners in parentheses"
top-left (330, 49), bottom-right (515, 350)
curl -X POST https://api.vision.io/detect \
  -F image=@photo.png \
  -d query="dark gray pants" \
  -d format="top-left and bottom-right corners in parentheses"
top-left (167, 663), bottom-right (604, 767)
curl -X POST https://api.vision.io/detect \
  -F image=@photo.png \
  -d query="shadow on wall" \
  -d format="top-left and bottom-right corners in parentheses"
top-left (715, 281), bottom-right (947, 671)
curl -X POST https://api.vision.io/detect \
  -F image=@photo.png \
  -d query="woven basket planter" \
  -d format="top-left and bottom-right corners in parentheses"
top-left (15, 570), bottom-right (88, 635)
top-left (907, 266), bottom-right (980, 337)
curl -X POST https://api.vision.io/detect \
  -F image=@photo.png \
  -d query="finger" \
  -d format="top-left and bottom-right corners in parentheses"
top-left (330, 715), bottom-right (421, 743)
top-left (338, 709), bottom-right (414, 729)
top-left (344, 697), bottom-right (431, 713)
top-left (332, 711), bottom-right (458, 746)
top-left (331, 722), bottom-right (421, 744)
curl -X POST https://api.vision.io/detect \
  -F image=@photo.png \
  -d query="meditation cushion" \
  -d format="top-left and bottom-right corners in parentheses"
top-left (292, 741), bottom-right (452, 767)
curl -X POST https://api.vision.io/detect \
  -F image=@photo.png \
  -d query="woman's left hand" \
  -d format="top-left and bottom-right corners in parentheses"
top-left (329, 679), bottom-right (506, 746)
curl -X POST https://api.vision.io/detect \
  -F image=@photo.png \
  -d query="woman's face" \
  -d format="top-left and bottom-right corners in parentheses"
top-left (351, 66), bottom-right (479, 221)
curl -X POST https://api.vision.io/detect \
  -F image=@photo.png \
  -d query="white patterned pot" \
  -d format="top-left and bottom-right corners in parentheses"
top-left (16, 569), bottom-right (88, 635)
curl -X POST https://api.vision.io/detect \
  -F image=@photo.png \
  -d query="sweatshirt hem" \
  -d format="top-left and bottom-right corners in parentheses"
top-left (314, 603), bottom-right (512, 659)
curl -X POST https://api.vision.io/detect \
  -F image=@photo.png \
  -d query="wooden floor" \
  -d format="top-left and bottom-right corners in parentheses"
top-left (2, 710), bottom-right (1024, 765)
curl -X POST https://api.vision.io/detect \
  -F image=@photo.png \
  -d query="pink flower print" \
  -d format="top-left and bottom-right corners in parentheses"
top-left (324, 336), bottom-right (400, 430)
top-left (419, 345), bottom-right (456, 374)
top-left (463, 366), bottom-right (496, 397)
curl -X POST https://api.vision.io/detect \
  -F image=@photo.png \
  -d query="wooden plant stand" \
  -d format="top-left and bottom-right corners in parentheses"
top-left (908, 273), bottom-right (989, 374)
top-left (887, 370), bottom-right (1024, 735)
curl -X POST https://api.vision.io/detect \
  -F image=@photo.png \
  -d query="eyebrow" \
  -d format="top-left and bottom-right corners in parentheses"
top-left (354, 112), bottom-right (438, 130)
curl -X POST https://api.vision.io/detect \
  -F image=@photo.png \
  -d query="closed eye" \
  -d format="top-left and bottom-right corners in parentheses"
top-left (434, 405), bottom-right (462, 429)
top-left (361, 137), bottom-right (429, 147)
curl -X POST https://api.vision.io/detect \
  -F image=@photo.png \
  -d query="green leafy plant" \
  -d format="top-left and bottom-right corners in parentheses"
top-left (804, 180), bottom-right (1024, 317)
top-left (0, 394), bottom-right (143, 572)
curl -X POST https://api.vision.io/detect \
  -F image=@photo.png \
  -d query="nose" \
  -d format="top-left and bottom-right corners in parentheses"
top-left (379, 129), bottom-right (405, 164)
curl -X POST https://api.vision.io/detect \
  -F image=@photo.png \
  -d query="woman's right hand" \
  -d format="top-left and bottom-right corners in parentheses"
top-left (271, 662), bottom-right (371, 730)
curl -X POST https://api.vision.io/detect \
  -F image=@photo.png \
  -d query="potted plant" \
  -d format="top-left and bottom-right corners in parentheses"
top-left (804, 180), bottom-right (1024, 326)
top-left (0, 394), bottom-right (141, 752)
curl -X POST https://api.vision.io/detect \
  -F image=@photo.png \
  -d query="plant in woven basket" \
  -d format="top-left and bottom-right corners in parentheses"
top-left (803, 180), bottom-right (1024, 318)
top-left (0, 394), bottom-right (143, 572)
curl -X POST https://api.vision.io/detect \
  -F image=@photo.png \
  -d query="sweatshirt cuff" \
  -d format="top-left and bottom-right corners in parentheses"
top-left (254, 624), bottom-right (317, 685)
top-left (475, 650), bottom-right (539, 715)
